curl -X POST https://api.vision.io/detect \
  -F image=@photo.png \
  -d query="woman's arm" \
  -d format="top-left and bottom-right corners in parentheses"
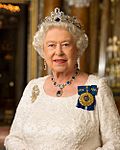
top-left (4, 79), bottom-right (35, 150)
top-left (96, 78), bottom-right (120, 150)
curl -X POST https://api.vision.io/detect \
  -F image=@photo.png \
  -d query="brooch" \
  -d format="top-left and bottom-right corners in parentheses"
top-left (76, 85), bottom-right (98, 111)
top-left (31, 85), bottom-right (40, 103)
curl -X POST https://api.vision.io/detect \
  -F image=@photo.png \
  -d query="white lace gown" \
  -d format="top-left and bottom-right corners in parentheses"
top-left (4, 75), bottom-right (120, 150)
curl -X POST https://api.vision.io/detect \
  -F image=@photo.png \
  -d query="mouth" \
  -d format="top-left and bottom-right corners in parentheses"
top-left (53, 59), bottom-right (67, 64)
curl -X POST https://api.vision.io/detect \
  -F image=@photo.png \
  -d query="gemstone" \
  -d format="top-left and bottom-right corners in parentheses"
top-left (72, 76), bottom-right (75, 79)
top-left (56, 90), bottom-right (62, 97)
top-left (66, 81), bottom-right (71, 85)
top-left (59, 84), bottom-right (64, 89)
top-left (55, 17), bottom-right (60, 22)
top-left (54, 82), bottom-right (56, 85)
top-left (84, 95), bottom-right (89, 101)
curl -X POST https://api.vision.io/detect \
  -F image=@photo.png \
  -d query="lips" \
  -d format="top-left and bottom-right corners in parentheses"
top-left (53, 59), bottom-right (67, 64)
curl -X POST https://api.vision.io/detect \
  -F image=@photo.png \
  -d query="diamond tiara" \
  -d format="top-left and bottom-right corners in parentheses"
top-left (42, 8), bottom-right (83, 30)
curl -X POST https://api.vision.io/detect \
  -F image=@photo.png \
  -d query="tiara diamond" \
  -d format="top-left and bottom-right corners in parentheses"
top-left (43, 8), bottom-right (83, 30)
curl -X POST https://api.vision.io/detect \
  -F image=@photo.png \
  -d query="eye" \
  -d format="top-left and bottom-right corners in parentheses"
top-left (48, 43), bottom-right (56, 48)
top-left (62, 42), bottom-right (70, 47)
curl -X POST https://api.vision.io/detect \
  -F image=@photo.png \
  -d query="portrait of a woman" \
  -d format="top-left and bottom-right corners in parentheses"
top-left (4, 8), bottom-right (120, 150)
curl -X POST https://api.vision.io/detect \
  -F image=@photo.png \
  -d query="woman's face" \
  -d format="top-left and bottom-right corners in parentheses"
top-left (43, 27), bottom-right (78, 73)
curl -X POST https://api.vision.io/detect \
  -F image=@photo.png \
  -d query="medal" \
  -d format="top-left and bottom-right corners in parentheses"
top-left (76, 85), bottom-right (98, 111)
top-left (79, 92), bottom-right (94, 106)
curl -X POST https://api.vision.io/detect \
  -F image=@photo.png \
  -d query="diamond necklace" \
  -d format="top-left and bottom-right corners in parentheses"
top-left (51, 69), bottom-right (80, 97)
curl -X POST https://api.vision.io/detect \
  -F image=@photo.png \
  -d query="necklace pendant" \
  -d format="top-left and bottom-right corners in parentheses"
top-left (56, 90), bottom-right (62, 97)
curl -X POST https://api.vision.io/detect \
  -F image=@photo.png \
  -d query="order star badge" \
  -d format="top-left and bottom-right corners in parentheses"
top-left (76, 85), bottom-right (98, 111)
top-left (31, 85), bottom-right (40, 103)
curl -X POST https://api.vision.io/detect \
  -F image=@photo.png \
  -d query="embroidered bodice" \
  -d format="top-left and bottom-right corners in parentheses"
top-left (4, 75), bottom-right (120, 150)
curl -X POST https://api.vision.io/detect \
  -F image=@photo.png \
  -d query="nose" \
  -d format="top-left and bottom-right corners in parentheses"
top-left (55, 44), bottom-right (64, 56)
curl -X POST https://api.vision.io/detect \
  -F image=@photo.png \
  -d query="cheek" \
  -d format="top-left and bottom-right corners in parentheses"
top-left (43, 48), bottom-right (53, 59)
top-left (68, 48), bottom-right (78, 60)
top-left (44, 51), bottom-right (54, 66)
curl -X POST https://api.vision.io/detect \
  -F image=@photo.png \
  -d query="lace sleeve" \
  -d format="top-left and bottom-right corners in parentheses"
top-left (4, 79), bottom-right (35, 150)
top-left (96, 78), bottom-right (120, 150)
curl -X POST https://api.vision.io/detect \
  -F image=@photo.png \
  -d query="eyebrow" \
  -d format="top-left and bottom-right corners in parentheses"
top-left (46, 39), bottom-right (72, 44)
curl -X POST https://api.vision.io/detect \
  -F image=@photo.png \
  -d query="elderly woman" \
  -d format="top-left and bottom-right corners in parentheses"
top-left (4, 8), bottom-right (120, 150)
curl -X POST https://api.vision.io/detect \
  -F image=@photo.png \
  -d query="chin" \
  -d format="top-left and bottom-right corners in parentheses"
top-left (53, 66), bottom-right (67, 73)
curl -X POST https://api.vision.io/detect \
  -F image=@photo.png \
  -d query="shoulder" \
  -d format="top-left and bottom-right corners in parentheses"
top-left (88, 74), bottom-right (108, 86)
top-left (77, 72), bottom-right (109, 88)
top-left (88, 74), bottom-right (112, 96)
top-left (78, 73), bottom-right (108, 87)
top-left (23, 75), bottom-right (49, 96)
top-left (17, 76), bottom-right (49, 104)
top-left (27, 75), bottom-right (49, 87)
top-left (78, 72), bottom-right (111, 91)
